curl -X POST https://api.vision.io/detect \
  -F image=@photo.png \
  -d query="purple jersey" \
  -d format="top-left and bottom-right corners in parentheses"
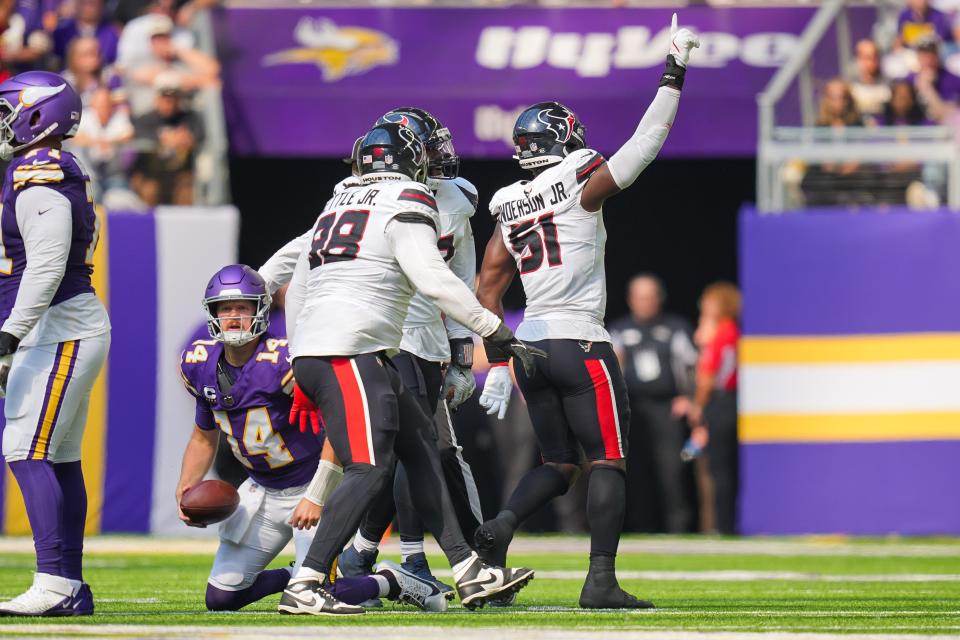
top-left (899, 7), bottom-right (954, 47)
top-left (0, 148), bottom-right (98, 325)
top-left (179, 330), bottom-right (322, 489)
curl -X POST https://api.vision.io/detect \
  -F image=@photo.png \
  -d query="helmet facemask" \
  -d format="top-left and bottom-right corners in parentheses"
top-left (203, 292), bottom-right (271, 347)
top-left (425, 136), bottom-right (459, 190)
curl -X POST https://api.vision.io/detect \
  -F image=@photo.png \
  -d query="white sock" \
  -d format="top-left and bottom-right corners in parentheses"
top-left (292, 566), bottom-right (324, 581)
top-left (352, 531), bottom-right (380, 554)
top-left (371, 574), bottom-right (391, 598)
top-left (400, 539), bottom-right (423, 562)
top-left (452, 552), bottom-right (479, 582)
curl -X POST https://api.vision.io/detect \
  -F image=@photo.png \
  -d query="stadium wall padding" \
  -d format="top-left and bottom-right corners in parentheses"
top-left (739, 206), bottom-right (960, 535)
top-left (0, 206), bottom-right (238, 536)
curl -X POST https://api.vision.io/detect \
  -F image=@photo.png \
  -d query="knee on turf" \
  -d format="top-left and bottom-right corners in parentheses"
top-left (205, 581), bottom-right (250, 611)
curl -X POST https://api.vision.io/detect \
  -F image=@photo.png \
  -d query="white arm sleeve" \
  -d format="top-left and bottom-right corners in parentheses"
top-left (284, 242), bottom-right (311, 348)
top-left (258, 229), bottom-right (310, 295)
top-left (606, 87), bottom-right (681, 190)
top-left (444, 221), bottom-right (477, 341)
top-left (387, 218), bottom-right (501, 339)
top-left (1, 187), bottom-right (72, 340)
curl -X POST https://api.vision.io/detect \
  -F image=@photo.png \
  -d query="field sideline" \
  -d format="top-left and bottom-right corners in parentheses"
top-left (0, 535), bottom-right (958, 638)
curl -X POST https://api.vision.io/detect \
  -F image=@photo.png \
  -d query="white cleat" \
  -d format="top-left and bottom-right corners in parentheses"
top-left (375, 560), bottom-right (448, 612)
top-left (454, 554), bottom-right (534, 611)
top-left (0, 573), bottom-right (74, 617)
top-left (277, 576), bottom-right (364, 616)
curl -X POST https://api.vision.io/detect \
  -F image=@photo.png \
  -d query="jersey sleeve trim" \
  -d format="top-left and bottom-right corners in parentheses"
top-left (456, 183), bottom-right (479, 211)
top-left (576, 151), bottom-right (606, 184)
top-left (398, 188), bottom-right (439, 212)
top-left (394, 211), bottom-right (438, 232)
top-left (13, 164), bottom-right (65, 191)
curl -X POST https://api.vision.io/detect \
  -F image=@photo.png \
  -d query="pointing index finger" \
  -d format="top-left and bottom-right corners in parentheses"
top-left (671, 12), bottom-right (678, 34)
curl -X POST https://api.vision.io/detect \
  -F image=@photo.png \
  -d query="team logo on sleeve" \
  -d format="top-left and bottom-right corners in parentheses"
top-left (262, 17), bottom-right (398, 82)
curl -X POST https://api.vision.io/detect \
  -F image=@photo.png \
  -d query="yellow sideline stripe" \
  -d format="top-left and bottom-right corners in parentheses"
top-left (741, 333), bottom-right (960, 365)
top-left (3, 210), bottom-right (109, 535)
top-left (740, 412), bottom-right (960, 443)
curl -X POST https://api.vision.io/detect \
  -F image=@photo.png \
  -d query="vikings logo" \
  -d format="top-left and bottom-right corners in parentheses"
top-left (262, 17), bottom-right (398, 82)
top-left (537, 108), bottom-right (579, 144)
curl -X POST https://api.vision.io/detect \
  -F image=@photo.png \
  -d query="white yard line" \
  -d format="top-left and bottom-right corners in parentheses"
top-left (0, 626), bottom-right (959, 640)
top-left (0, 536), bottom-right (958, 557)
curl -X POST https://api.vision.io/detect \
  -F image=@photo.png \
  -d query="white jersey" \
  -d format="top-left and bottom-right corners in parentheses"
top-left (489, 148), bottom-right (610, 343)
top-left (399, 177), bottom-right (478, 362)
top-left (292, 180), bottom-right (442, 358)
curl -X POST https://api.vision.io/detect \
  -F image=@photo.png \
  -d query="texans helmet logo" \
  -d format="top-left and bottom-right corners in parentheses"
top-left (397, 125), bottom-right (424, 165)
top-left (537, 108), bottom-right (578, 144)
top-left (382, 113), bottom-right (411, 127)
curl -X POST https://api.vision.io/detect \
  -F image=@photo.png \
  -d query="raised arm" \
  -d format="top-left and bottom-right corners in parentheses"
top-left (580, 14), bottom-right (700, 213)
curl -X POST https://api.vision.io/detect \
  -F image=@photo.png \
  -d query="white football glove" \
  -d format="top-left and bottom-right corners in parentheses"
top-left (478, 364), bottom-right (512, 420)
top-left (443, 364), bottom-right (476, 411)
top-left (669, 13), bottom-right (700, 68)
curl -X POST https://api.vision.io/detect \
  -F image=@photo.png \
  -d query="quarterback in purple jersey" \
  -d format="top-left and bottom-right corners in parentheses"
top-left (0, 71), bottom-right (111, 617)
top-left (177, 265), bottom-right (446, 612)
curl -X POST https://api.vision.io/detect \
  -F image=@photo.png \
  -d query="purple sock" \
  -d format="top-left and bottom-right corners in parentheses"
top-left (205, 568), bottom-right (290, 611)
top-left (53, 462), bottom-right (86, 581)
top-left (9, 460), bottom-right (63, 577)
top-left (329, 575), bottom-right (380, 605)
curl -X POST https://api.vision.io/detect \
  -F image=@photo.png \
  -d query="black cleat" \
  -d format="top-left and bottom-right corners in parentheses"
top-left (278, 577), bottom-right (365, 616)
top-left (579, 557), bottom-right (654, 610)
top-left (454, 555), bottom-right (533, 611)
top-left (473, 514), bottom-right (514, 567)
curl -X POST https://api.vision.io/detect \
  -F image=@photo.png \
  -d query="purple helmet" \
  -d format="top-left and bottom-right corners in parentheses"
top-left (0, 71), bottom-right (82, 161)
top-left (202, 264), bottom-right (272, 346)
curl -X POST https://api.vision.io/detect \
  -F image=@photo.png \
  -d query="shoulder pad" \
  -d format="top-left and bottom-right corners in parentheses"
top-left (573, 149), bottom-right (605, 184)
top-left (12, 148), bottom-right (67, 191)
top-left (451, 177), bottom-right (478, 214)
top-left (397, 185), bottom-right (438, 212)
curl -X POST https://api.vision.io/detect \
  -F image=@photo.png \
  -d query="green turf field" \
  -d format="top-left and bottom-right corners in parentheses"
top-left (0, 535), bottom-right (959, 637)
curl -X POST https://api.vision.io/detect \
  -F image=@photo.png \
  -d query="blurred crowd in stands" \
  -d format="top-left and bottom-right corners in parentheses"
top-left (0, 0), bottom-right (220, 209)
top-left (799, 0), bottom-right (960, 208)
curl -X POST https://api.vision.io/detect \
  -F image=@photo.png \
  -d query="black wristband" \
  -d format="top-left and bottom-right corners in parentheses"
top-left (449, 338), bottom-right (474, 368)
top-left (0, 331), bottom-right (19, 357)
top-left (659, 54), bottom-right (686, 90)
top-left (483, 339), bottom-right (511, 365)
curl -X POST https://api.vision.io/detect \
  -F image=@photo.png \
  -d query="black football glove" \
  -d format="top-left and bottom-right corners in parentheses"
top-left (0, 331), bottom-right (20, 398)
top-left (484, 323), bottom-right (547, 377)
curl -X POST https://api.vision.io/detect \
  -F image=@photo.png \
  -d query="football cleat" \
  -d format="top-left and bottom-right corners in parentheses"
top-left (473, 514), bottom-right (514, 567)
top-left (486, 590), bottom-right (517, 608)
top-left (337, 546), bottom-right (382, 608)
top-left (0, 573), bottom-right (75, 617)
top-left (278, 577), bottom-right (364, 616)
top-left (401, 552), bottom-right (454, 601)
top-left (579, 557), bottom-right (655, 610)
top-left (454, 555), bottom-right (534, 611)
top-left (375, 560), bottom-right (447, 612)
top-left (45, 583), bottom-right (94, 616)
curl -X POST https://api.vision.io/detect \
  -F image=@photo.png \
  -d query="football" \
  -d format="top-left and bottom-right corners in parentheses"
top-left (179, 480), bottom-right (240, 525)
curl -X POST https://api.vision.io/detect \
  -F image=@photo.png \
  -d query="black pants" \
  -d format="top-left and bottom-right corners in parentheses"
top-left (294, 353), bottom-right (472, 573)
top-left (513, 340), bottom-right (630, 463)
top-left (363, 351), bottom-right (484, 546)
top-left (627, 397), bottom-right (694, 533)
top-left (705, 391), bottom-right (738, 535)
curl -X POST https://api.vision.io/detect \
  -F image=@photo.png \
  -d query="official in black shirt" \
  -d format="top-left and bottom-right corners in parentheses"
top-left (609, 274), bottom-right (698, 533)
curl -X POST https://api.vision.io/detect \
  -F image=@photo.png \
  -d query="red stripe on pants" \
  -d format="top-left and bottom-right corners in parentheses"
top-left (331, 358), bottom-right (371, 464)
top-left (584, 359), bottom-right (623, 460)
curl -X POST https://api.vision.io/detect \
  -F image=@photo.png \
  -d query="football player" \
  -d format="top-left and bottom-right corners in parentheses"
top-left (472, 15), bottom-right (700, 609)
top-left (337, 108), bottom-right (482, 598)
top-left (0, 72), bottom-right (111, 617)
top-left (277, 122), bottom-right (540, 616)
top-left (177, 264), bottom-right (447, 613)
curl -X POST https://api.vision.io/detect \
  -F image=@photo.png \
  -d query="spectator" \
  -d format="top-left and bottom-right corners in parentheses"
top-left (609, 274), bottom-right (698, 534)
top-left (116, 1), bottom-right (197, 71)
top-left (52, 0), bottom-right (119, 66)
top-left (849, 39), bottom-right (891, 125)
top-left (897, 0), bottom-right (953, 49)
top-left (817, 77), bottom-right (863, 128)
top-left (0, 0), bottom-right (53, 73)
top-left (689, 282), bottom-right (740, 536)
top-left (885, 80), bottom-right (929, 125)
top-left (131, 72), bottom-right (204, 206)
top-left (61, 35), bottom-right (125, 108)
top-left (911, 36), bottom-right (960, 122)
top-left (124, 13), bottom-right (219, 116)
top-left (71, 86), bottom-right (134, 200)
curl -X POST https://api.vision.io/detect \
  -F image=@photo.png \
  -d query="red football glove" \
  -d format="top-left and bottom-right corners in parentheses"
top-left (290, 382), bottom-right (322, 435)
